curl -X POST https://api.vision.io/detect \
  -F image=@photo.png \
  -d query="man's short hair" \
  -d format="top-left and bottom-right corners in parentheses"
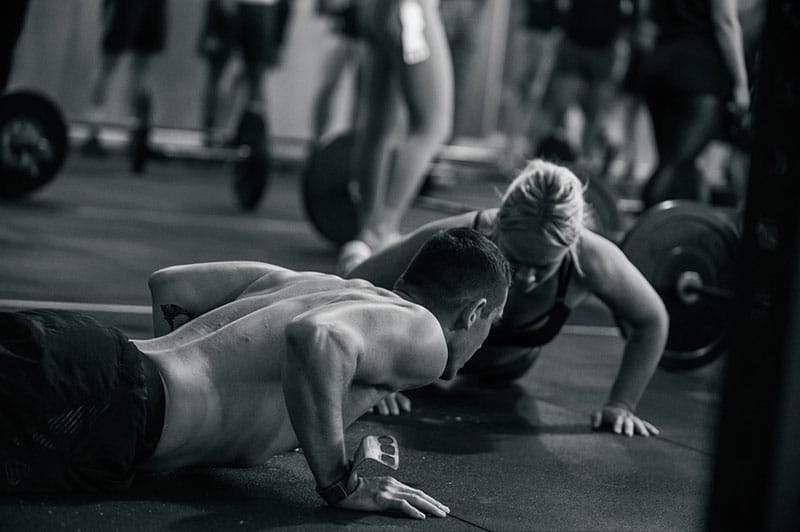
top-left (397, 227), bottom-right (511, 314)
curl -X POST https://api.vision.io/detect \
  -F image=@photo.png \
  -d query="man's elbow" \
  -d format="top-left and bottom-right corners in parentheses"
top-left (285, 320), bottom-right (316, 349)
top-left (285, 320), bottom-right (334, 361)
top-left (148, 268), bottom-right (168, 292)
top-left (148, 265), bottom-right (188, 294)
top-left (285, 319), bottom-right (358, 379)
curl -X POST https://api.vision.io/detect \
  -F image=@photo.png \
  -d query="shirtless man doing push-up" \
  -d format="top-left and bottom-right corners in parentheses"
top-left (0, 228), bottom-right (510, 520)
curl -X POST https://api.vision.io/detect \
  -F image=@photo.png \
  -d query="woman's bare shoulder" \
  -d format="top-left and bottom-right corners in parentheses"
top-left (576, 229), bottom-right (629, 279)
top-left (575, 230), bottom-right (666, 321)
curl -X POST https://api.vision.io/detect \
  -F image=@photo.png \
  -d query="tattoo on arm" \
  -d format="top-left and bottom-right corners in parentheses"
top-left (160, 304), bottom-right (194, 331)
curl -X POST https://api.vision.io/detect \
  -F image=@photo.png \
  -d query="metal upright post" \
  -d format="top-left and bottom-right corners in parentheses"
top-left (708, 2), bottom-right (800, 530)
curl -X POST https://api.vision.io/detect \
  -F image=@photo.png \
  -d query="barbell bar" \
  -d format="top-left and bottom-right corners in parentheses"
top-left (0, 90), bottom-right (272, 210)
top-left (676, 271), bottom-right (736, 305)
top-left (69, 118), bottom-right (254, 163)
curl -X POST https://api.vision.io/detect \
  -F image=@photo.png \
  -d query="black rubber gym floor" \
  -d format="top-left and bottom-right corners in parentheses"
top-left (0, 154), bottom-right (723, 531)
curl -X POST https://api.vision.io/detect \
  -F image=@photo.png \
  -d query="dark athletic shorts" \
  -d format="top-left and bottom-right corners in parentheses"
top-left (197, 0), bottom-right (291, 67)
top-left (553, 36), bottom-right (618, 86)
top-left (0, 310), bottom-right (165, 493)
top-left (101, 0), bottom-right (168, 53)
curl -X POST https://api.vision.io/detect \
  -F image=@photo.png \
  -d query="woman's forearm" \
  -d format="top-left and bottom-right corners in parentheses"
top-left (608, 320), bottom-right (667, 411)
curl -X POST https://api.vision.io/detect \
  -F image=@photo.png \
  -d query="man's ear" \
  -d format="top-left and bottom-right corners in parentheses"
top-left (459, 298), bottom-right (487, 330)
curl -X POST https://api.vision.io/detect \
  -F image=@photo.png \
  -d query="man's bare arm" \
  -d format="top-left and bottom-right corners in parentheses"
top-left (148, 261), bottom-right (287, 336)
top-left (283, 318), bottom-right (357, 489)
top-left (282, 307), bottom-right (449, 518)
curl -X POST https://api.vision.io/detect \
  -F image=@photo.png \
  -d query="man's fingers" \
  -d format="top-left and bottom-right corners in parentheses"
top-left (403, 484), bottom-right (450, 517)
top-left (347, 476), bottom-right (450, 520)
top-left (396, 392), bottom-right (412, 412)
top-left (385, 478), bottom-right (449, 517)
top-left (376, 400), bottom-right (389, 416)
top-left (590, 410), bottom-right (602, 428)
top-left (374, 393), bottom-right (411, 416)
top-left (642, 420), bottom-right (660, 436)
top-left (402, 492), bottom-right (448, 518)
top-left (393, 485), bottom-right (449, 518)
top-left (624, 417), bottom-right (634, 437)
top-left (632, 417), bottom-right (649, 437)
top-left (613, 415), bottom-right (624, 434)
top-left (387, 396), bottom-right (400, 416)
top-left (395, 499), bottom-right (426, 520)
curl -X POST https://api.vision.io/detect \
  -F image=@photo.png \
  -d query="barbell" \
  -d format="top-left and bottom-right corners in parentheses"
top-left (0, 91), bottom-right (270, 211)
top-left (302, 132), bottom-right (739, 370)
top-left (620, 200), bottom-right (738, 370)
top-left (127, 93), bottom-right (271, 211)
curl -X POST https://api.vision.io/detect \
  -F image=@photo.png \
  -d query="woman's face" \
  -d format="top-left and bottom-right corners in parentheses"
top-left (497, 229), bottom-right (569, 292)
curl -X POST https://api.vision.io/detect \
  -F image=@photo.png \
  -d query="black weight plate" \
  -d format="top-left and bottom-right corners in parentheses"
top-left (0, 90), bottom-right (68, 197)
top-left (621, 200), bottom-right (739, 369)
top-left (302, 132), bottom-right (359, 245)
top-left (235, 153), bottom-right (270, 211)
top-left (232, 109), bottom-right (270, 210)
top-left (536, 133), bottom-right (577, 164)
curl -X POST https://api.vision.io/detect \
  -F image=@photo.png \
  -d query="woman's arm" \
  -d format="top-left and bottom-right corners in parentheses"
top-left (148, 261), bottom-right (287, 336)
top-left (579, 232), bottom-right (669, 435)
top-left (347, 212), bottom-right (477, 287)
top-left (710, 0), bottom-right (750, 109)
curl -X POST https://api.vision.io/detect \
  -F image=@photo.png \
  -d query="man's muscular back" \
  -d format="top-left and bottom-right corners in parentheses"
top-left (136, 268), bottom-right (446, 472)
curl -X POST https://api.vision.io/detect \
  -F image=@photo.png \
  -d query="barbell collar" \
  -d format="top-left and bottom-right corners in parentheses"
top-left (676, 270), bottom-right (736, 305)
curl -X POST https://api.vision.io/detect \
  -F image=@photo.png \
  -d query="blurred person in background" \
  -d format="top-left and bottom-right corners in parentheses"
top-left (83, 0), bottom-right (169, 155)
top-left (327, 0), bottom-right (455, 272)
top-left (640, 0), bottom-right (750, 206)
top-left (309, 0), bottom-right (365, 146)
top-left (196, 0), bottom-right (292, 147)
top-left (531, 0), bottom-right (636, 174)
top-left (0, 0), bottom-right (31, 92)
